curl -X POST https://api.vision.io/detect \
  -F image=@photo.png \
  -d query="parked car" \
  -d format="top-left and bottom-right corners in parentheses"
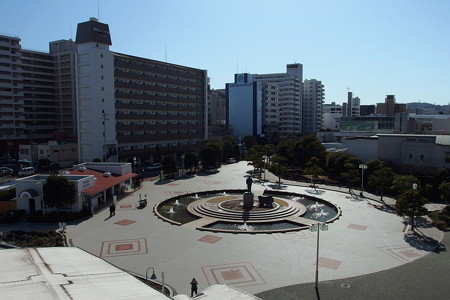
top-left (17, 167), bottom-right (35, 177)
top-left (0, 167), bottom-right (14, 176)
top-left (204, 166), bottom-right (218, 174)
top-left (226, 158), bottom-right (237, 164)
top-left (144, 163), bottom-right (163, 171)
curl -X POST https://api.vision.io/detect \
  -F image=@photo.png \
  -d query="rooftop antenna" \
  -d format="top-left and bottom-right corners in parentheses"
top-left (98, 1), bottom-right (100, 20)
top-left (347, 86), bottom-right (350, 92)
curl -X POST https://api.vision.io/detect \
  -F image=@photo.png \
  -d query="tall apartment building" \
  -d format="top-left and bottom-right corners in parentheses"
top-left (360, 104), bottom-right (376, 116)
top-left (1, 18), bottom-right (208, 164)
top-left (377, 95), bottom-right (407, 116)
top-left (0, 35), bottom-right (26, 158)
top-left (75, 18), bottom-right (208, 163)
top-left (253, 64), bottom-right (303, 138)
top-left (0, 34), bottom-right (78, 161)
top-left (302, 79), bottom-right (324, 134)
top-left (208, 88), bottom-right (227, 139)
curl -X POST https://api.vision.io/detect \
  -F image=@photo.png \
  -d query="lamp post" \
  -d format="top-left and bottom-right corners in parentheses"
top-left (359, 164), bottom-right (367, 196)
top-left (146, 267), bottom-right (157, 280)
top-left (36, 178), bottom-right (46, 215)
top-left (309, 222), bottom-right (328, 289)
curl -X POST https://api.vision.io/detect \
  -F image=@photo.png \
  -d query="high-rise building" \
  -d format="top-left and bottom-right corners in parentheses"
top-left (303, 79), bottom-right (324, 134)
top-left (226, 73), bottom-right (263, 140)
top-left (0, 18), bottom-right (208, 164)
top-left (253, 64), bottom-right (303, 138)
top-left (208, 88), bottom-right (227, 139)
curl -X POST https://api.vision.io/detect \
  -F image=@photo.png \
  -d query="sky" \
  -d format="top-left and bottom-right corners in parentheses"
top-left (1, 0), bottom-right (449, 105)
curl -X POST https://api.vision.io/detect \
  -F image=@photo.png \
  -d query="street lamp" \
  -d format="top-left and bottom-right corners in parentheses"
top-left (359, 164), bottom-right (367, 196)
top-left (36, 178), bottom-right (46, 215)
top-left (145, 267), bottom-right (165, 294)
top-left (309, 222), bottom-right (328, 289)
top-left (146, 267), bottom-right (157, 280)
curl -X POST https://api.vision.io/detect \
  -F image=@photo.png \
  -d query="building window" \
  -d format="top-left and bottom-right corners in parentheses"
top-left (421, 155), bottom-right (424, 160)
top-left (409, 154), bottom-right (412, 159)
top-left (101, 64), bottom-right (103, 69)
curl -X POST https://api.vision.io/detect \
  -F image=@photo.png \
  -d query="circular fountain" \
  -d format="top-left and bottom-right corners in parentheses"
top-left (154, 190), bottom-right (341, 234)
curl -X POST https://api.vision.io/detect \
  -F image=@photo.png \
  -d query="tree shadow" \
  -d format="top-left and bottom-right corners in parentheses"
top-left (404, 229), bottom-right (446, 253)
top-left (267, 183), bottom-right (287, 190)
top-left (370, 203), bottom-right (396, 214)
top-left (306, 189), bottom-right (325, 195)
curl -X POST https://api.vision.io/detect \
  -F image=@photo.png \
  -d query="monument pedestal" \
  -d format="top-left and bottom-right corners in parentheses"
top-left (243, 192), bottom-right (254, 209)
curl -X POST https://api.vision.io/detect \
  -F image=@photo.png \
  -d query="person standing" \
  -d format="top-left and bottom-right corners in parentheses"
top-left (190, 278), bottom-right (198, 297)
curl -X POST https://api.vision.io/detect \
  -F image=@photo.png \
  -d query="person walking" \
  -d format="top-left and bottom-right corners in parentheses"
top-left (109, 203), bottom-right (116, 217)
top-left (190, 278), bottom-right (198, 297)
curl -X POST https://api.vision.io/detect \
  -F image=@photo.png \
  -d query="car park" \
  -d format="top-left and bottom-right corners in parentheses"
top-left (144, 163), bottom-right (163, 171)
top-left (0, 167), bottom-right (14, 176)
top-left (226, 158), bottom-right (236, 164)
top-left (17, 167), bottom-right (35, 177)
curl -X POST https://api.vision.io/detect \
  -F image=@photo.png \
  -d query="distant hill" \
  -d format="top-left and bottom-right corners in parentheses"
top-left (407, 102), bottom-right (450, 115)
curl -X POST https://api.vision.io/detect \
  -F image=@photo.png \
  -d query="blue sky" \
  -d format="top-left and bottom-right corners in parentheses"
top-left (1, 0), bottom-right (449, 105)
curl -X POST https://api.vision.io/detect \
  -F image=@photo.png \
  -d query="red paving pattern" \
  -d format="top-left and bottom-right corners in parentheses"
top-left (202, 262), bottom-right (265, 288)
top-left (272, 231), bottom-right (312, 240)
top-left (198, 235), bottom-right (223, 244)
top-left (347, 224), bottom-right (368, 231)
top-left (114, 219), bottom-right (136, 226)
top-left (378, 245), bottom-right (425, 262)
top-left (100, 238), bottom-right (148, 258)
top-left (317, 257), bottom-right (342, 270)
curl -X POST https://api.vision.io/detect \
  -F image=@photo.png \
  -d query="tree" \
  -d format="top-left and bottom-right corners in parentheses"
top-left (294, 134), bottom-right (326, 168)
top-left (247, 145), bottom-right (265, 176)
top-left (277, 139), bottom-right (296, 165)
top-left (303, 157), bottom-right (324, 188)
top-left (184, 152), bottom-right (198, 172)
top-left (392, 175), bottom-right (419, 196)
top-left (269, 154), bottom-right (288, 188)
top-left (325, 152), bottom-right (362, 183)
top-left (396, 189), bottom-right (428, 230)
top-left (43, 175), bottom-right (75, 212)
top-left (242, 135), bottom-right (256, 150)
top-left (200, 146), bottom-right (219, 167)
top-left (341, 162), bottom-right (360, 190)
top-left (368, 167), bottom-right (395, 202)
top-left (439, 181), bottom-right (450, 203)
top-left (222, 136), bottom-right (239, 160)
top-left (200, 139), bottom-right (223, 166)
top-left (162, 155), bottom-right (177, 175)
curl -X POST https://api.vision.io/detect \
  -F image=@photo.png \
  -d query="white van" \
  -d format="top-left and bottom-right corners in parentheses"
top-left (18, 167), bottom-right (35, 176)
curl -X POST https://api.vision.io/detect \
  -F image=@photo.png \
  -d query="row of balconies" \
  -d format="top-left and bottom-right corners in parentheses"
top-left (114, 59), bottom-right (204, 80)
top-left (117, 132), bottom-right (203, 144)
top-left (114, 70), bottom-right (203, 89)
top-left (114, 81), bottom-right (202, 96)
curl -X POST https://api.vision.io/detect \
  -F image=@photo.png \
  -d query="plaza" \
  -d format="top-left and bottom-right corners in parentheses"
top-left (63, 161), bottom-right (445, 298)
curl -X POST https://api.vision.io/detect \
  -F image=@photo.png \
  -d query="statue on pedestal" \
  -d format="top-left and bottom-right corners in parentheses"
top-left (246, 176), bottom-right (253, 193)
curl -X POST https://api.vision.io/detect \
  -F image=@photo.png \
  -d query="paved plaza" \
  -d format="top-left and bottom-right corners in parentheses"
top-left (62, 161), bottom-right (445, 297)
top-left (3, 161), bottom-right (447, 299)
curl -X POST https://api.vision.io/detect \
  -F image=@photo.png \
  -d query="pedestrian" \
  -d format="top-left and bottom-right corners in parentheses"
top-left (190, 278), bottom-right (198, 297)
top-left (109, 203), bottom-right (115, 217)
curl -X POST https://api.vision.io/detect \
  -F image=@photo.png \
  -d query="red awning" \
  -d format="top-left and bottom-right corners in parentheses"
top-left (69, 169), bottom-right (137, 196)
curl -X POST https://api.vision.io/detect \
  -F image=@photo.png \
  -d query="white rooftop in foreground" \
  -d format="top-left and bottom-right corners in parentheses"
top-left (0, 247), bottom-right (260, 299)
top-left (0, 247), bottom-right (170, 300)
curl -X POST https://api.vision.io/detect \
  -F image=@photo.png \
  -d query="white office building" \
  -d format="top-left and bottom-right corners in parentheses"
top-left (323, 102), bottom-right (343, 130)
top-left (303, 79), bottom-right (324, 134)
